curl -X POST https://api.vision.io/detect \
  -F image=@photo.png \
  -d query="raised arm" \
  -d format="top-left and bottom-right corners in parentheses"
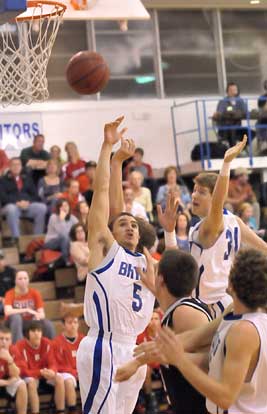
top-left (237, 216), bottom-right (267, 254)
top-left (157, 191), bottom-right (180, 249)
top-left (87, 117), bottom-right (126, 270)
top-left (199, 136), bottom-right (247, 247)
top-left (109, 138), bottom-right (135, 221)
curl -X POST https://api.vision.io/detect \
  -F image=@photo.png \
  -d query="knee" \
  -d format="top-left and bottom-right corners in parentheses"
top-left (55, 374), bottom-right (64, 388)
top-left (5, 204), bottom-right (19, 215)
top-left (9, 314), bottom-right (22, 324)
top-left (34, 203), bottom-right (47, 215)
top-left (18, 380), bottom-right (27, 393)
top-left (27, 378), bottom-right (37, 391)
top-left (60, 236), bottom-right (70, 247)
top-left (65, 378), bottom-right (75, 391)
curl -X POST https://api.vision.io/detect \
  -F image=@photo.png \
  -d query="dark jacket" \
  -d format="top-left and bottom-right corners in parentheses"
top-left (0, 171), bottom-right (39, 206)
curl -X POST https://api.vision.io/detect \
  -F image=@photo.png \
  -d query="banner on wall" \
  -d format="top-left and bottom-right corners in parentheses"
top-left (0, 112), bottom-right (43, 157)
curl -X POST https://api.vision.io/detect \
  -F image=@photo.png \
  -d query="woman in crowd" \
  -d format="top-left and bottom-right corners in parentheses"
top-left (70, 223), bottom-right (89, 282)
top-left (49, 145), bottom-right (64, 169)
top-left (4, 270), bottom-right (55, 343)
top-left (37, 159), bottom-right (64, 213)
top-left (75, 200), bottom-right (89, 229)
top-left (64, 141), bottom-right (89, 193)
top-left (44, 199), bottom-right (78, 266)
top-left (128, 170), bottom-right (153, 221)
top-left (156, 166), bottom-right (191, 211)
top-left (175, 212), bottom-right (190, 251)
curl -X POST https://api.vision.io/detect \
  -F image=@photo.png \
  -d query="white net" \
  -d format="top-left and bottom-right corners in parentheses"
top-left (0, 1), bottom-right (65, 106)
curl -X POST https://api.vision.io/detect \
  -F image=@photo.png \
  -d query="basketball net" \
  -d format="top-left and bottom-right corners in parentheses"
top-left (0, 1), bottom-right (65, 106)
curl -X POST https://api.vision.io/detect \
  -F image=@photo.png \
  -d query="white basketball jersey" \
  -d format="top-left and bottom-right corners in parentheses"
top-left (189, 210), bottom-right (241, 304)
top-left (84, 241), bottom-right (155, 338)
top-left (207, 312), bottom-right (267, 414)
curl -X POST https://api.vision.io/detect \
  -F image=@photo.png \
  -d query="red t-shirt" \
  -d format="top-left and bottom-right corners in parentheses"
top-left (53, 333), bottom-right (84, 378)
top-left (0, 359), bottom-right (8, 379)
top-left (4, 288), bottom-right (44, 320)
top-left (137, 329), bottom-right (160, 370)
top-left (65, 160), bottom-right (89, 193)
top-left (14, 337), bottom-right (57, 379)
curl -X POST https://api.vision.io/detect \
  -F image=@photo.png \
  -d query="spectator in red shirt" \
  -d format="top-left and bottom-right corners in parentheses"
top-left (0, 325), bottom-right (27, 414)
top-left (60, 179), bottom-right (85, 214)
top-left (64, 142), bottom-right (89, 193)
top-left (4, 270), bottom-right (55, 343)
top-left (53, 314), bottom-right (84, 413)
top-left (14, 320), bottom-right (65, 414)
top-left (0, 149), bottom-right (9, 175)
top-left (136, 310), bottom-right (162, 413)
top-left (124, 147), bottom-right (153, 180)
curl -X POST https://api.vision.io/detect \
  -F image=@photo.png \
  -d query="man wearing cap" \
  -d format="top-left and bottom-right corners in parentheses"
top-left (226, 167), bottom-right (260, 228)
top-left (0, 251), bottom-right (15, 316)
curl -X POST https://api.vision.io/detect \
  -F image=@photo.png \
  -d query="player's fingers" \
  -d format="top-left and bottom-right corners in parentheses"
top-left (119, 127), bottom-right (127, 137)
top-left (156, 204), bottom-right (163, 217)
top-left (115, 115), bottom-right (124, 124)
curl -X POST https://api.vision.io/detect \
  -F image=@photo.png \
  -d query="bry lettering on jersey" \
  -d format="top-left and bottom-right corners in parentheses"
top-left (118, 262), bottom-right (144, 280)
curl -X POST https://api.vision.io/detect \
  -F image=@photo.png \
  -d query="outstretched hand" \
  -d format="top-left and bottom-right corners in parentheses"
top-left (157, 326), bottom-right (184, 367)
top-left (104, 116), bottom-right (127, 146)
top-left (224, 135), bottom-right (247, 163)
top-left (137, 247), bottom-right (156, 295)
top-left (113, 137), bottom-right (135, 163)
top-left (157, 191), bottom-right (179, 233)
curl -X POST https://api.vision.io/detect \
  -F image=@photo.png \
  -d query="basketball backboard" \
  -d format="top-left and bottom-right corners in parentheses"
top-left (0, 0), bottom-right (26, 24)
top-left (62, 0), bottom-right (150, 21)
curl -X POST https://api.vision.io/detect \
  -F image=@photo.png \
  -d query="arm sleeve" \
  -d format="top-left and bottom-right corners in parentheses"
top-left (20, 149), bottom-right (29, 167)
top-left (4, 290), bottom-right (13, 307)
top-left (47, 345), bottom-right (58, 373)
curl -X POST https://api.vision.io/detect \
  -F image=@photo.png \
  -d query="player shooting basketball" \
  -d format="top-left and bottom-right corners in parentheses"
top-left (76, 117), bottom-right (154, 414)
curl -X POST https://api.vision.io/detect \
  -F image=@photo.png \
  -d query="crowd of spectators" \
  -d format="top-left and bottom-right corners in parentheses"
top-left (0, 128), bottom-right (266, 413)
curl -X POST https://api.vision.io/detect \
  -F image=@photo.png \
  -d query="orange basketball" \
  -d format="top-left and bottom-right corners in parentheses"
top-left (66, 51), bottom-right (110, 95)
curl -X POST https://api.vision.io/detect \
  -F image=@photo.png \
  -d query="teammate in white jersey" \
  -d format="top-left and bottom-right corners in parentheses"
top-left (76, 117), bottom-right (154, 414)
top-left (155, 248), bottom-right (267, 414)
top-left (160, 136), bottom-right (267, 317)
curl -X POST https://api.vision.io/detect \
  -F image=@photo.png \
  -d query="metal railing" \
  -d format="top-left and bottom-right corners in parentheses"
top-left (171, 97), bottom-right (267, 170)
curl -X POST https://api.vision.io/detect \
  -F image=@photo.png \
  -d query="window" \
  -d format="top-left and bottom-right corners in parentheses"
top-left (158, 10), bottom-right (218, 96)
top-left (222, 10), bottom-right (266, 94)
top-left (95, 20), bottom-right (157, 99)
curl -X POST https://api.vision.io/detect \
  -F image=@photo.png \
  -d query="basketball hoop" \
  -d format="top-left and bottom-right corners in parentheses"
top-left (0, 1), bottom-right (66, 106)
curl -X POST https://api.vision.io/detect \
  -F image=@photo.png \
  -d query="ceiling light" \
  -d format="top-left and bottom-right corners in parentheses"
top-left (250, 0), bottom-right (260, 4)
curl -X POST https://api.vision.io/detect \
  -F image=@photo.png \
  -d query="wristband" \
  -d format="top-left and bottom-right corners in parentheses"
top-left (164, 230), bottom-right (177, 248)
top-left (220, 162), bottom-right (231, 177)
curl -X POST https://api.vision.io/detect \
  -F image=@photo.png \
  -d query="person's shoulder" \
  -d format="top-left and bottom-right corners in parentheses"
top-left (4, 287), bottom-right (15, 297)
top-left (21, 146), bottom-right (31, 152)
top-left (29, 287), bottom-right (42, 297)
top-left (41, 336), bottom-right (53, 348)
top-left (142, 186), bottom-right (151, 195)
top-left (227, 318), bottom-right (260, 346)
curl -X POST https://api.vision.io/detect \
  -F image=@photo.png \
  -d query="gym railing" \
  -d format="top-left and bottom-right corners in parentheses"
top-left (171, 97), bottom-right (267, 170)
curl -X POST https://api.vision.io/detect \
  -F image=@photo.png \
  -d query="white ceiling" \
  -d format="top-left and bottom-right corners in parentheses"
top-left (143, 0), bottom-right (267, 9)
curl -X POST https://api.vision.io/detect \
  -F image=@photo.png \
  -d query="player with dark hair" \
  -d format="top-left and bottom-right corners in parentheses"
top-left (76, 117), bottom-right (154, 414)
top-left (116, 249), bottom-right (212, 414)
